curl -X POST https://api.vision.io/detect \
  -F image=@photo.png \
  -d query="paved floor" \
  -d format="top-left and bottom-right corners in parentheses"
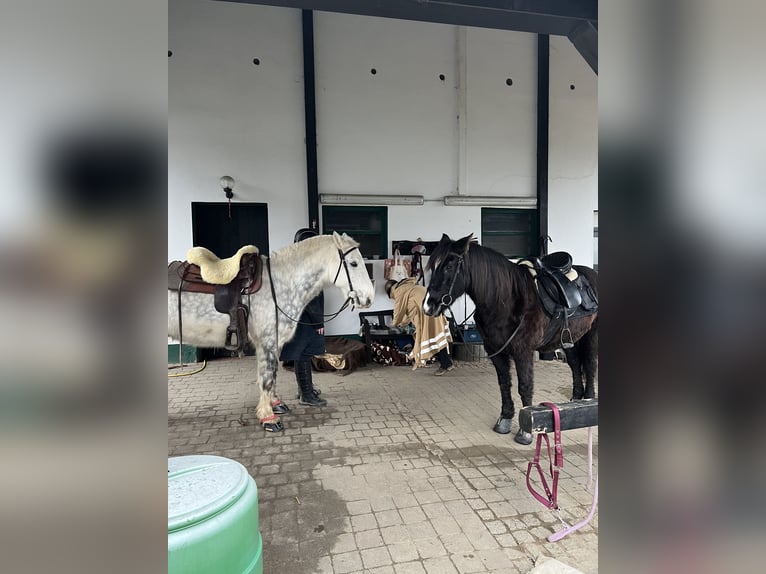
top-left (168, 357), bottom-right (598, 574)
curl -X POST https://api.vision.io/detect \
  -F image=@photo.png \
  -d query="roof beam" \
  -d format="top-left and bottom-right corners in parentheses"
top-left (568, 20), bottom-right (598, 74)
top-left (216, 0), bottom-right (597, 38)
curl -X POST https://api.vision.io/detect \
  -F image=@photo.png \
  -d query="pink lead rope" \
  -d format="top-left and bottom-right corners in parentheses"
top-left (526, 401), bottom-right (563, 510)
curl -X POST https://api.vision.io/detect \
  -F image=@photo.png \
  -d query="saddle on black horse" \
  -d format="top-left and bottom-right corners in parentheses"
top-left (169, 245), bottom-right (263, 355)
top-left (521, 252), bottom-right (598, 350)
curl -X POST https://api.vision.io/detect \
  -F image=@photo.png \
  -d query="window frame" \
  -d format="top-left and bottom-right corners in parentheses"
top-left (480, 207), bottom-right (539, 258)
top-left (321, 205), bottom-right (388, 260)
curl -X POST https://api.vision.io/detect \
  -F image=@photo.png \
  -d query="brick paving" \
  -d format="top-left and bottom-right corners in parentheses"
top-left (168, 357), bottom-right (598, 573)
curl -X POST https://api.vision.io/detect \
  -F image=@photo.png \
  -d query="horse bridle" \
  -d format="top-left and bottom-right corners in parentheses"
top-left (438, 254), bottom-right (464, 309)
top-left (331, 246), bottom-right (362, 311)
top-left (434, 252), bottom-right (523, 359)
top-left (266, 246), bottom-right (363, 327)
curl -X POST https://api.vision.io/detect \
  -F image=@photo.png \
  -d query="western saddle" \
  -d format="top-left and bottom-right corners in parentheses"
top-left (168, 245), bottom-right (263, 355)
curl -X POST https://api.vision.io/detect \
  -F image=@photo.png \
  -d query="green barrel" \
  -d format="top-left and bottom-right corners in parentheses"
top-left (168, 455), bottom-right (263, 574)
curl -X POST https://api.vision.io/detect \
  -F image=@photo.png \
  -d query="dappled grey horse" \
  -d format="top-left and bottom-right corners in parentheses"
top-left (169, 232), bottom-right (374, 431)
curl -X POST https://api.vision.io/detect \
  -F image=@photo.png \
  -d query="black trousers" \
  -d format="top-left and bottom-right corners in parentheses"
top-left (437, 348), bottom-right (453, 368)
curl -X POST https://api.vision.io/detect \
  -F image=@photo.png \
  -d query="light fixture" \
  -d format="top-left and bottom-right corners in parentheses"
top-left (220, 175), bottom-right (235, 199)
top-left (443, 195), bottom-right (537, 208)
top-left (319, 193), bottom-right (424, 206)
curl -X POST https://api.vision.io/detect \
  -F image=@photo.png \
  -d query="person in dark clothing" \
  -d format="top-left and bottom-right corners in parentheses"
top-left (279, 228), bottom-right (328, 407)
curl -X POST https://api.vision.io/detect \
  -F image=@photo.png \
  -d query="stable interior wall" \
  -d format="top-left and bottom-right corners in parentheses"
top-left (168, 2), bottom-right (597, 337)
top-left (548, 35), bottom-right (598, 266)
top-left (168, 0), bottom-right (307, 260)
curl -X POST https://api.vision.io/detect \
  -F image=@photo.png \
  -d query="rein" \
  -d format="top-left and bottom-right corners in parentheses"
top-left (436, 253), bottom-right (522, 359)
top-left (265, 246), bottom-right (360, 327)
top-left (485, 317), bottom-right (524, 359)
top-left (526, 401), bottom-right (563, 510)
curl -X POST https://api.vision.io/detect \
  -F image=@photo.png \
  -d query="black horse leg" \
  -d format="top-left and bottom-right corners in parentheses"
top-left (490, 354), bottom-right (514, 435)
top-left (578, 327), bottom-right (598, 399)
top-left (564, 345), bottom-right (585, 400)
top-left (513, 352), bottom-right (535, 445)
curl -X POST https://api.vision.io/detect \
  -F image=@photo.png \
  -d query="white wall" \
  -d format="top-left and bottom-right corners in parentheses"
top-left (168, 0), bottom-right (307, 260)
top-left (548, 35), bottom-right (598, 266)
top-left (168, 2), bottom-right (598, 336)
top-left (314, 13), bottom-right (458, 198)
top-left (465, 29), bottom-right (537, 197)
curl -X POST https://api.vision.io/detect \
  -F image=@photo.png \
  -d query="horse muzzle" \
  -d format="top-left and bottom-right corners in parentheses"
top-left (423, 295), bottom-right (442, 317)
top-left (352, 291), bottom-right (372, 308)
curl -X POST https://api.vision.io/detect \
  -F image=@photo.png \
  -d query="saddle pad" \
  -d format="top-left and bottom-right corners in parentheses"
top-left (520, 260), bottom-right (578, 282)
top-left (187, 245), bottom-right (260, 285)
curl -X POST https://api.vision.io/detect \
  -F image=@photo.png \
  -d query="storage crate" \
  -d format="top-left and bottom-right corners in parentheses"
top-left (453, 342), bottom-right (487, 362)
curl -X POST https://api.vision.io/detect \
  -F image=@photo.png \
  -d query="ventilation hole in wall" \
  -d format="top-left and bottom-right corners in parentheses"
top-left (506, 78), bottom-right (513, 86)
top-left (439, 74), bottom-right (445, 81)
top-left (168, 50), bottom-right (173, 57)
top-left (570, 84), bottom-right (575, 90)
top-left (370, 68), bottom-right (377, 75)
top-left (253, 58), bottom-right (261, 66)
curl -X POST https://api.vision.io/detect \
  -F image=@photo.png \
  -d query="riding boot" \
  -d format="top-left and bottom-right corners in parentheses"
top-left (295, 360), bottom-right (327, 407)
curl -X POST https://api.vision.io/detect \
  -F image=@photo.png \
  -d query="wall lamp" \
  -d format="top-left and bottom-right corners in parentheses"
top-left (443, 195), bottom-right (537, 208)
top-left (220, 175), bottom-right (235, 199)
top-left (319, 193), bottom-right (424, 206)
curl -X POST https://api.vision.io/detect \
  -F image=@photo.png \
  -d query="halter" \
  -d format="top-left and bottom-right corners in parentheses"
top-left (526, 401), bottom-right (563, 509)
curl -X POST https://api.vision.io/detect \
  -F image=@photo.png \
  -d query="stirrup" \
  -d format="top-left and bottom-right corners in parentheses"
top-left (224, 326), bottom-right (240, 351)
top-left (560, 328), bottom-right (574, 349)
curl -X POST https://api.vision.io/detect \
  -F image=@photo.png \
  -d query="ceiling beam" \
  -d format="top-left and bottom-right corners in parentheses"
top-left (216, 0), bottom-right (597, 38)
top-left (568, 20), bottom-right (598, 74)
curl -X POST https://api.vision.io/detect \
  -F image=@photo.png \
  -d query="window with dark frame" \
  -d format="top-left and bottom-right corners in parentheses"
top-left (481, 208), bottom-right (539, 258)
top-left (321, 205), bottom-right (388, 259)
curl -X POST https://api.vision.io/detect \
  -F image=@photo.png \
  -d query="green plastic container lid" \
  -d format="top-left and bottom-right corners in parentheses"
top-left (168, 455), bottom-right (262, 574)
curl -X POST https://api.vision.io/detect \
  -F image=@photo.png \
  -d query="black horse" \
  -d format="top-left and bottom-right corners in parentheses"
top-left (424, 234), bottom-right (598, 444)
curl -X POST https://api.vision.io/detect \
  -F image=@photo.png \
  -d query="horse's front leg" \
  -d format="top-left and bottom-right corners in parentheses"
top-left (255, 347), bottom-right (283, 432)
top-left (490, 354), bottom-right (515, 435)
top-left (513, 351), bottom-right (535, 445)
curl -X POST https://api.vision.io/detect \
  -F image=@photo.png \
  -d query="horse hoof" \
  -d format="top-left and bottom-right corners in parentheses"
top-left (514, 430), bottom-right (533, 445)
top-left (262, 421), bottom-right (284, 432)
top-left (493, 417), bottom-right (513, 434)
top-left (271, 402), bottom-right (290, 415)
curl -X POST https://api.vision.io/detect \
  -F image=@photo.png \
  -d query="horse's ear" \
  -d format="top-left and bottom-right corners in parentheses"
top-left (331, 231), bottom-right (342, 247)
top-left (437, 233), bottom-right (451, 247)
top-left (455, 234), bottom-right (474, 255)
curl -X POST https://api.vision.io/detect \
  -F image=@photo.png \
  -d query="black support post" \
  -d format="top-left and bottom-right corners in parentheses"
top-left (536, 34), bottom-right (550, 256)
top-left (302, 10), bottom-right (319, 231)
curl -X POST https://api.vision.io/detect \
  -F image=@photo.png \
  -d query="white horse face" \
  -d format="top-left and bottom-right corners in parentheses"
top-left (332, 232), bottom-right (375, 308)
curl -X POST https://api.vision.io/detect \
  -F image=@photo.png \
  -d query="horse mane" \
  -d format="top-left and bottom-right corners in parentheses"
top-left (465, 244), bottom-right (531, 310)
top-left (429, 239), bottom-right (530, 311)
top-left (269, 233), bottom-right (359, 262)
